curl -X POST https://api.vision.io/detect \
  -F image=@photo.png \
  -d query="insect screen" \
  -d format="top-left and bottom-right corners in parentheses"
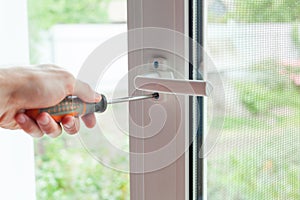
top-left (206, 1), bottom-right (300, 199)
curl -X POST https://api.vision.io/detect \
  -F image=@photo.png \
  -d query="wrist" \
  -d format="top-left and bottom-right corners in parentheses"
top-left (0, 68), bottom-right (12, 110)
top-left (0, 67), bottom-right (26, 107)
top-left (0, 68), bottom-right (12, 96)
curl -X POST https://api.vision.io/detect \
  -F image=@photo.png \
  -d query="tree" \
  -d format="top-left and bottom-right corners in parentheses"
top-left (233, 0), bottom-right (300, 22)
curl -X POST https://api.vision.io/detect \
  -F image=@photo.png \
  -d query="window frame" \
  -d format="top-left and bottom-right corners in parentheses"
top-left (127, 0), bottom-right (206, 199)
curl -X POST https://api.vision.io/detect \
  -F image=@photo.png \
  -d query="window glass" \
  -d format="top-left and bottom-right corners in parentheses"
top-left (206, 0), bottom-right (300, 199)
top-left (27, 1), bottom-right (129, 199)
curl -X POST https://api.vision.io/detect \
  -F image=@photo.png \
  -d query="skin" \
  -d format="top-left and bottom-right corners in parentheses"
top-left (0, 65), bottom-right (101, 138)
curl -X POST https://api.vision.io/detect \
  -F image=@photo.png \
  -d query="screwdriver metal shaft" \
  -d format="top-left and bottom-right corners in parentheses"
top-left (108, 93), bottom-right (159, 104)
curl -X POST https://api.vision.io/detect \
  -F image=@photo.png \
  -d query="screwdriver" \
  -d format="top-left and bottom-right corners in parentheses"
top-left (26, 93), bottom-right (159, 122)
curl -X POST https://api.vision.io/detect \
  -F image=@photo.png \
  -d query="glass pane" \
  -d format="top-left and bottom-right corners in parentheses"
top-left (206, 0), bottom-right (300, 199)
top-left (27, 1), bottom-right (129, 199)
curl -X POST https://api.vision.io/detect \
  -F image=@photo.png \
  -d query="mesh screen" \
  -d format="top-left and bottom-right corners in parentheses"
top-left (206, 1), bottom-right (300, 199)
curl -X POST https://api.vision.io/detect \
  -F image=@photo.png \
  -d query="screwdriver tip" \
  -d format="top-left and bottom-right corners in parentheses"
top-left (152, 93), bottom-right (159, 99)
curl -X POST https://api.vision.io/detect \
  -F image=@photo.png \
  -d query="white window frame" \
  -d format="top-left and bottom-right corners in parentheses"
top-left (127, 0), bottom-right (206, 199)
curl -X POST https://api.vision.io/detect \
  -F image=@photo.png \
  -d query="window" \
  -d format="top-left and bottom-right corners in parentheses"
top-left (2, 0), bottom-right (298, 199)
top-left (27, 0), bottom-right (129, 199)
top-left (128, 0), bottom-right (300, 199)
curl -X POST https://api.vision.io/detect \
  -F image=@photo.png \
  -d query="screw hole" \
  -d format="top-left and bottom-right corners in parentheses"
top-left (153, 61), bottom-right (159, 68)
top-left (152, 92), bottom-right (159, 99)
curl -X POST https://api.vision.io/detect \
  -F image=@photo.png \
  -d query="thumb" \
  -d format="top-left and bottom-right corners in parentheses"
top-left (73, 80), bottom-right (102, 103)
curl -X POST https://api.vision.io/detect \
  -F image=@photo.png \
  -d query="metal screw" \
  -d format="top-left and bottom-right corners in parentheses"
top-left (153, 60), bottom-right (159, 68)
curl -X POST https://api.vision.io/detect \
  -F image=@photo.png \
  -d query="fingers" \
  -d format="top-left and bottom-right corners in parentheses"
top-left (73, 80), bottom-right (102, 103)
top-left (0, 121), bottom-right (19, 130)
top-left (0, 112), bottom-right (20, 130)
top-left (61, 114), bottom-right (97, 134)
top-left (16, 112), bottom-right (96, 138)
top-left (81, 113), bottom-right (97, 128)
top-left (15, 113), bottom-right (44, 138)
top-left (16, 112), bottom-right (63, 138)
top-left (61, 115), bottom-right (80, 135)
top-left (36, 112), bottom-right (62, 138)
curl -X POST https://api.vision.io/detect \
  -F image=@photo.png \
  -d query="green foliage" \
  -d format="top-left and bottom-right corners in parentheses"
top-left (222, 116), bottom-right (267, 130)
top-left (235, 60), bottom-right (300, 115)
top-left (209, 0), bottom-right (300, 23)
top-left (292, 24), bottom-right (300, 54)
top-left (208, 130), bottom-right (300, 199)
top-left (35, 137), bottom-right (129, 200)
top-left (28, 0), bottom-right (110, 30)
top-left (233, 0), bottom-right (300, 22)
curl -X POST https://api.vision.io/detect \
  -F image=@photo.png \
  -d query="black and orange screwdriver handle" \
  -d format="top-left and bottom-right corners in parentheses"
top-left (25, 95), bottom-right (107, 123)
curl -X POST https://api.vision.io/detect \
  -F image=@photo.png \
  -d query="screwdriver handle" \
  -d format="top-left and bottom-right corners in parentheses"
top-left (25, 95), bottom-right (107, 123)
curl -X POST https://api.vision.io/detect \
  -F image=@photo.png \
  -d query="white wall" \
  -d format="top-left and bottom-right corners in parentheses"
top-left (0, 0), bottom-right (36, 199)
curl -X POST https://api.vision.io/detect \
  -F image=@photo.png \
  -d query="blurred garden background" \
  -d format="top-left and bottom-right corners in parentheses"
top-left (27, 0), bottom-right (300, 199)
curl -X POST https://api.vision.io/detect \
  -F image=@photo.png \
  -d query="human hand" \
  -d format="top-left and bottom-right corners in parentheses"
top-left (0, 65), bottom-right (101, 138)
